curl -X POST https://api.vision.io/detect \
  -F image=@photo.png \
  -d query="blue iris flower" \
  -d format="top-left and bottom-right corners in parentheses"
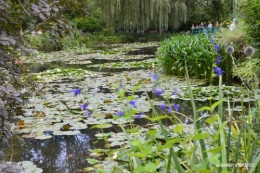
top-left (79, 103), bottom-right (87, 110)
top-left (119, 82), bottom-right (123, 88)
top-left (86, 111), bottom-right (92, 117)
top-left (216, 56), bottom-right (223, 65)
top-left (154, 87), bottom-right (164, 96)
top-left (214, 44), bottom-right (219, 52)
top-left (171, 91), bottom-right (177, 97)
top-left (173, 104), bottom-right (180, 112)
top-left (70, 89), bottom-right (81, 96)
top-left (214, 67), bottom-right (225, 76)
top-left (149, 73), bottom-right (159, 81)
top-left (115, 111), bottom-right (124, 117)
top-left (159, 103), bottom-right (166, 110)
top-left (167, 106), bottom-right (171, 113)
top-left (210, 35), bottom-right (215, 43)
top-left (136, 112), bottom-right (144, 119)
top-left (129, 100), bottom-right (137, 108)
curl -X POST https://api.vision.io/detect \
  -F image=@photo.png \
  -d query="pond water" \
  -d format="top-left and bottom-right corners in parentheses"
top-left (11, 42), bottom-right (248, 173)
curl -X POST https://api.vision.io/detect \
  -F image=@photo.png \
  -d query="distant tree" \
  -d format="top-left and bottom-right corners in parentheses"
top-left (97, 0), bottom-right (233, 32)
top-left (0, 0), bottom-right (88, 158)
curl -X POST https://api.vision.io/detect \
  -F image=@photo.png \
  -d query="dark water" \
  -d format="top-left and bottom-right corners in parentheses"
top-left (14, 128), bottom-right (117, 173)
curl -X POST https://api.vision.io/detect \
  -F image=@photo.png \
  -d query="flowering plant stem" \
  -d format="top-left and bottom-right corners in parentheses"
top-left (184, 61), bottom-right (208, 161)
top-left (118, 123), bottom-right (142, 169)
top-left (146, 93), bottom-right (185, 173)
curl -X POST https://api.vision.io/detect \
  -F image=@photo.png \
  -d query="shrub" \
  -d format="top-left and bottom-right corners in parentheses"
top-left (71, 17), bottom-right (105, 33)
top-left (242, 0), bottom-right (260, 50)
top-left (24, 34), bottom-right (57, 52)
top-left (157, 35), bottom-right (220, 79)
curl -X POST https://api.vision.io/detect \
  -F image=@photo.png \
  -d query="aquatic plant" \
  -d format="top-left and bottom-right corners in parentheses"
top-left (79, 103), bottom-right (87, 110)
top-left (214, 67), bottom-right (225, 76)
top-left (70, 89), bottom-right (81, 96)
top-left (157, 35), bottom-right (222, 79)
top-left (154, 87), bottom-right (164, 96)
top-left (129, 100), bottom-right (137, 108)
top-left (114, 111), bottom-right (124, 117)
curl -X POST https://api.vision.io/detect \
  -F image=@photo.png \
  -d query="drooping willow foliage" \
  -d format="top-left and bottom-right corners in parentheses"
top-left (97, 0), bottom-right (234, 32)
top-left (98, 0), bottom-right (188, 31)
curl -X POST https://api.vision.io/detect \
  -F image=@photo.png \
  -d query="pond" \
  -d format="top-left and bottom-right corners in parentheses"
top-left (11, 42), bottom-right (252, 173)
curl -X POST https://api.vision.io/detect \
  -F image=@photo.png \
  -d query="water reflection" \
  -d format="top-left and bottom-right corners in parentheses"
top-left (15, 128), bottom-right (106, 173)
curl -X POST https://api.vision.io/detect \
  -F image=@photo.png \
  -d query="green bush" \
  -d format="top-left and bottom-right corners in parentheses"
top-left (157, 35), bottom-right (219, 79)
top-left (24, 34), bottom-right (43, 49)
top-left (71, 16), bottom-right (105, 33)
top-left (61, 31), bottom-right (93, 50)
top-left (242, 0), bottom-right (260, 50)
top-left (24, 34), bottom-right (57, 52)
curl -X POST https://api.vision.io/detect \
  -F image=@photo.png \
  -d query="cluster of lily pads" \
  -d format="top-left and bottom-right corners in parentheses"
top-left (20, 42), bottom-right (160, 64)
top-left (89, 59), bottom-right (156, 69)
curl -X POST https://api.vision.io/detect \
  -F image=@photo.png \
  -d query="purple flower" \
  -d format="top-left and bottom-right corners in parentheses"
top-left (159, 103), bottom-right (167, 110)
top-left (115, 111), bottom-right (124, 117)
top-left (173, 104), bottom-right (180, 112)
top-left (79, 103), bottom-right (87, 110)
top-left (216, 56), bottom-right (223, 65)
top-left (129, 100), bottom-right (137, 108)
top-left (171, 91), bottom-right (177, 97)
top-left (167, 106), bottom-right (171, 113)
top-left (214, 67), bottom-right (225, 76)
top-left (149, 73), bottom-right (159, 81)
top-left (214, 44), bottom-right (219, 52)
top-left (86, 111), bottom-right (92, 117)
top-left (136, 112), bottom-right (144, 118)
top-left (154, 87), bottom-right (164, 96)
top-left (119, 82), bottom-right (123, 88)
top-left (70, 89), bottom-right (81, 96)
top-left (210, 35), bottom-right (215, 43)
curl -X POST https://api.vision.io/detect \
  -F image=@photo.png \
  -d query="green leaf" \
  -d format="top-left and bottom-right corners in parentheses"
top-left (192, 133), bottom-right (210, 140)
top-left (133, 166), bottom-right (146, 173)
top-left (208, 153), bottom-right (221, 166)
top-left (90, 123), bottom-right (112, 129)
top-left (156, 144), bottom-right (171, 151)
top-left (147, 129), bottom-right (157, 136)
top-left (205, 115), bottom-right (218, 124)
top-left (126, 127), bottom-right (139, 133)
top-left (143, 144), bottom-right (153, 155)
top-left (127, 95), bottom-right (135, 100)
top-left (145, 115), bottom-right (169, 122)
top-left (130, 153), bottom-right (145, 157)
top-left (210, 100), bottom-right (223, 111)
top-left (145, 162), bottom-right (157, 172)
top-left (86, 158), bottom-right (100, 164)
top-left (193, 160), bottom-right (208, 171)
top-left (130, 139), bottom-right (141, 146)
top-left (197, 106), bottom-right (211, 112)
top-left (174, 124), bottom-right (184, 133)
top-left (165, 138), bottom-right (182, 145)
top-left (132, 85), bottom-right (141, 92)
top-left (207, 146), bottom-right (222, 154)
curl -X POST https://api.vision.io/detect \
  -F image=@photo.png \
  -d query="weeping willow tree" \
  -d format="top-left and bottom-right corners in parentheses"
top-left (98, 0), bottom-right (188, 32)
top-left (97, 0), bottom-right (236, 32)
